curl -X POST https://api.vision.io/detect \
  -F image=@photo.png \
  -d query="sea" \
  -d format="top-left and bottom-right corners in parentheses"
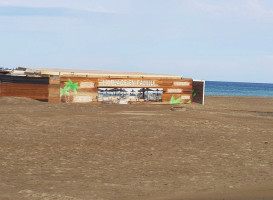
top-left (205, 81), bottom-right (273, 97)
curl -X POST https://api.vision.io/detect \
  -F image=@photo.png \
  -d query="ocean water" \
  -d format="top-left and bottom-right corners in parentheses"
top-left (205, 81), bottom-right (273, 97)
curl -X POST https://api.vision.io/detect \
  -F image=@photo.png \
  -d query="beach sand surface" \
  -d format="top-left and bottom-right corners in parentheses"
top-left (0, 96), bottom-right (273, 200)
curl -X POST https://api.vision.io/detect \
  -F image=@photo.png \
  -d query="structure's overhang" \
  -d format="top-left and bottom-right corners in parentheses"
top-left (25, 68), bottom-right (182, 79)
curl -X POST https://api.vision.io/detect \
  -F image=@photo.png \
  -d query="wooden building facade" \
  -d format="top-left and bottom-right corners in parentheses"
top-left (0, 74), bottom-right (49, 101)
top-left (0, 68), bottom-right (205, 104)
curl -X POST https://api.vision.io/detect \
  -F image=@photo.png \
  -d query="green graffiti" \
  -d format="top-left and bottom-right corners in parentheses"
top-left (65, 79), bottom-right (79, 94)
top-left (192, 89), bottom-right (197, 97)
top-left (170, 95), bottom-right (181, 105)
top-left (187, 89), bottom-right (197, 104)
top-left (170, 89), bottom-right (196, 105)
top-left (60, 79), bottom-right (79, 97)
top-left (60, 87), bottom-right (69, 97)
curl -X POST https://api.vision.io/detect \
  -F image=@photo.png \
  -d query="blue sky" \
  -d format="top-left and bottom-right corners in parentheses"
top-left (0, 0), bottom-right (273, 83)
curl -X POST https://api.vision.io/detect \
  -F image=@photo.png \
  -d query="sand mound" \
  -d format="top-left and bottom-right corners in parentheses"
top-left (0, 97), bottom-right (42, 105)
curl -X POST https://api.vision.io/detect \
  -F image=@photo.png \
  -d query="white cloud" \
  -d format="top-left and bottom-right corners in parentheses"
top-left (244, 0), bottom-right (273, 20)
top-left (190, 0), bottom-right (226, 14)
top-left (187, 0), bottom-right (273, 21)
top-left (0, 0), bottom-right (117, 14)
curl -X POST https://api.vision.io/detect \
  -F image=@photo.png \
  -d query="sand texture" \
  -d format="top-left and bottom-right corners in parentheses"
top-left (0, 96), bottom-right (273, 200)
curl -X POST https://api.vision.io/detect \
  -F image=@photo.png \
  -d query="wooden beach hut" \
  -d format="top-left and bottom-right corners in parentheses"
top-left (0, 67), bottom-right (205, 104)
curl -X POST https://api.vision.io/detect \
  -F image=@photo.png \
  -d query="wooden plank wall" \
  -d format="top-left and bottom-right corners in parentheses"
top-left (0, 75), bottom-right (49, 101)
top-left (0, 75), bottom-right (4, 97)
top-left (59, 76), bottom-right (193, 104)
top-left (1, 83), bottom-right (49, 100)
top-left (0, 75), bottom-right (196, 104)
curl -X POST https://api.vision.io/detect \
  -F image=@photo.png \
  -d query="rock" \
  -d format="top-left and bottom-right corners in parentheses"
top-left (170, 107), bottom-right (187, 112)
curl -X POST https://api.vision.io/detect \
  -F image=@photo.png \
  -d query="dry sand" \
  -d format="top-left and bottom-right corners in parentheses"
top-left (0, 96), bottom-right (273, 200)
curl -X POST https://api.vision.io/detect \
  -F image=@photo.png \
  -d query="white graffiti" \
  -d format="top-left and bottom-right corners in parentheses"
top-left (98, 79), bottom-right (157, 87)
top-left (80, 82), bottom-right (95, 88)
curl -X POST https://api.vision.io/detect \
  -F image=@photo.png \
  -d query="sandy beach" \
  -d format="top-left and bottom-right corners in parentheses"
top-left (0, 96), bottom-right (273, 200)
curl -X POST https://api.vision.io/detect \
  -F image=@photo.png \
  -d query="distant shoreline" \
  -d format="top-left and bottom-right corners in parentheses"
top-left (206, 80), bottom-right (273, 85)
top-left (205, 81), bottom-right (273, 97)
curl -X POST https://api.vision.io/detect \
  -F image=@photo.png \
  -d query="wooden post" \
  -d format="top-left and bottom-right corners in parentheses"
top-left (48, 75), bottom-right (60, 103)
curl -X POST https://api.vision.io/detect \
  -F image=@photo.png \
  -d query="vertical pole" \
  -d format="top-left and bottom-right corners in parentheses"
top-left (202, 80), bottom-right (205, 105)
top-left (48, 75), bottom-right (61, 103)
